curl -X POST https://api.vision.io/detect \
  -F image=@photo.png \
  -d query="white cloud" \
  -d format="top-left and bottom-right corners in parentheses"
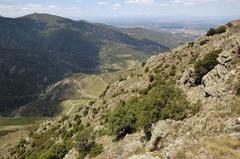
top-left (124, 0), bottom-right (155, 4)
top-left (170, 0), bottom-right (213, 5)
top-left (0, 3), bottom-right (80, 18)
top-left (48, 5), bottom-right (58, 9)
top-left (98, 1), bottom-right (108, 5)
top-left (112, 3), bottom-right (121, 10)
top-left (154, 0), bottom-right (221, 7)
top-left (225, 0), bottom-right (240, 5)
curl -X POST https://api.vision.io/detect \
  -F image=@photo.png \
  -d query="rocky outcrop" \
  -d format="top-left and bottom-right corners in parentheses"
top-left (202, 47), bottom-right (239, 97)
top-left (93, 22), bottom-right (240, 159)
top-left (63, 148), bottom-right (79, 159)
top-left (128, 153), bottom-right (161, 159)
top-left (179, 66), bottom-right (196, 87)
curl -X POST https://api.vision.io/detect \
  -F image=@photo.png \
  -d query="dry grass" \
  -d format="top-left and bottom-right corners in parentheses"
top-left (205, 136), bottom-right (240, 159)
top-left (80, 75), bottom-right (108, 98)
top-left (174, 135), bottom-right (240, 159)
top-left (60, 99), bottom-right (94, 116)
top-left (230, 97), bottom-right (240, 116)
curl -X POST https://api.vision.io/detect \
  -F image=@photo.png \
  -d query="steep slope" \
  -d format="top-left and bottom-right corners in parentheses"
top-left (5, 21), bottom-right (240, 159)
top-left (0, 48), bottom-right (70, 114)
top-left (0, 13), bottom-right (169, 115)
top-left (12, 74), bottom-right (109, 117)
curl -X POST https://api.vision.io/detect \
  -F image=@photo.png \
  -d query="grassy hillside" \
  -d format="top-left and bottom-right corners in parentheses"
top-left (79, 75), bottom-right (108, 98)
top-left (12, 73), bottom-right (115, 117)
top-left (60, 99), bottom-right (94, 116)
top-left (0, 117), bottom-right (46, 137)
top-left (100, 42), bottom-right (146, 71)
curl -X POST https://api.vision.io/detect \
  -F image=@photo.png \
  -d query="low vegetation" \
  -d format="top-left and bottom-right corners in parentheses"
top-left (205, 136), bottom-right (240, 159)
top-left (144, 67), bottom-right (149, 73)
top-left (76, 128), bottom-right (103, 159)
top-left (199, 39), bottom-right (209, 45)
top-left (11, 118), bottom-right (103, 159)
top-left (194, 50), bottom-right (221, 84)
top-left (0, 117), bottom-right (44, 127)
top-left (0, 117), bottom-right (47, 138)
top-left (206, 26), bottom-right (226, 36)
top-left (108, 83), bottom-right (200, 140)
top-left (236, 80), bottom-right (240, 96)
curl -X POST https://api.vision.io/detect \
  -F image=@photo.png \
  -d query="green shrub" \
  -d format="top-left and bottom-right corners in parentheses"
top-left (92, 108), bottom-right (98, 114)
top-left (194, 50), bottom-right (221, 84)
top-left (199, 39), bottom-right (209, 45)
top-left (144, 67), bottom-right (149, 73)
top-left (177, 55), bottom-right (182, 61)
top-left (75, 127), bottom-right (102, 159)
top-left (149, 75), bottom-right (154, 82)
top-left (76, 128), bottom-right (95, 158)
top-left (76, 118), bottom-right (82, 125)
top-left (206, 28), bottom-right (216, 36)
top-left (61, 115), bottom-right (69, 122)
top-left (169, 67), bottom-right (176, 76)
top-left (89, 144), bottom-right (103, 158)
top-left (74, 114), bottom-right (80, 121)
top-left (236, 81), bottom-right (240, 96)
top-left (188, 42), bottom-right (194, 47)
top-left (206, 26), bottom-right (226, 36)
top-left (216, 26), bottom-right (226, 34)
top-left (108, 98), bottom-right (137, 139)
top-left (22, 127), bottom-right (74, 158)
top-left (227, 23), bottom-right (233, 27)
top-left (40, 144), bottom-right (68, 159)
top-left (142, 62), bottom-right (146, 67)
top-left (61, 128), bottom-right (68, 139)
top-left (89, 101), bottom-right (95, 106)
top-left (25, 143), bottom-right (68, 159)
top-left (86, 122), bottom-right (90, 127)
top-left (138, 85), bottom-right (192, 122)
top-left (83, 108), bottom-right (89, 116)
top-left (108, 84), bottom-right (199, 140)
top-left (119, 77), bottom-right (126, 82)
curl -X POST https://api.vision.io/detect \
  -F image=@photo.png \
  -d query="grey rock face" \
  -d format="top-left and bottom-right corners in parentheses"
top-left (202, 47), bottom-right (238, 97)
top-left (179, 66), bottom-right (196, 87)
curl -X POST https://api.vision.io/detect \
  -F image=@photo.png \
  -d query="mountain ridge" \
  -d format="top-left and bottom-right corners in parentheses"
top-left (5, 20), bottom-right (240, 159)
top-left (0, 13), bottom-right (170, 115)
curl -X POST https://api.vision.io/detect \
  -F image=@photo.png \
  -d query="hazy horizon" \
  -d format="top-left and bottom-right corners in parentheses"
top-left (0, 0), bottom-right (239, 23)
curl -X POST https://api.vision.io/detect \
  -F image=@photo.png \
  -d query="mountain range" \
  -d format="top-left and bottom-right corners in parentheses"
top-left (0, 13), bottom-right (171, 115)
top-left (3, 20), bottom-right (240, 159)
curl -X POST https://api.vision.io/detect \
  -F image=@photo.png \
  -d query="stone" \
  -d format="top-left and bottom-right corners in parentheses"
top-left (63, 148), bottom-right (79, 159)
top-left (128, 153), bottom-right (161, 159)
top-left (179, 67), bottom-right (196, 87)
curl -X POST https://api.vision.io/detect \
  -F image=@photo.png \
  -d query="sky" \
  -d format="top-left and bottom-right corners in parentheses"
top-left (0, 0), bottom-right (239, 20)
